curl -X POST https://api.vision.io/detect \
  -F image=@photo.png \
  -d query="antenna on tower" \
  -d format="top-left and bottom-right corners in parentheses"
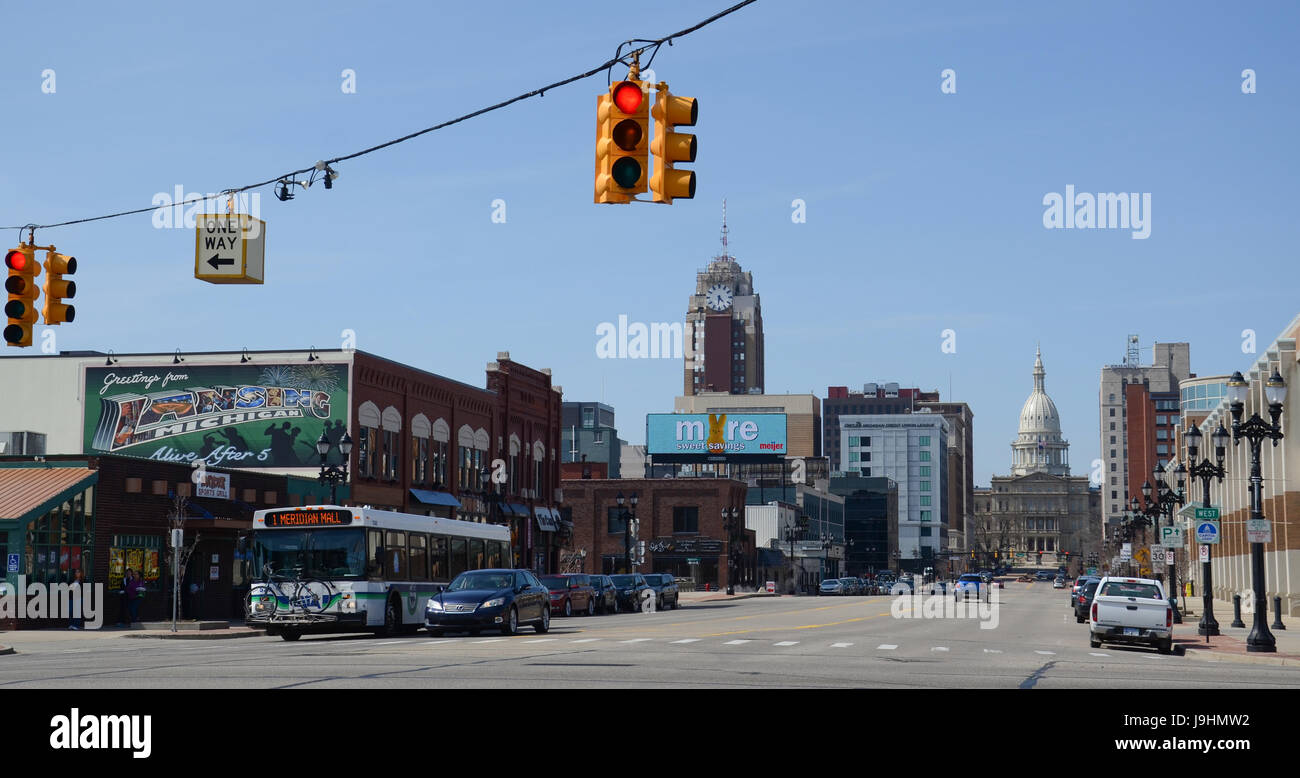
top-left (719, 198), bottom-right (730, 260)
top-left (1125, 334), bottom-right (1140, 367)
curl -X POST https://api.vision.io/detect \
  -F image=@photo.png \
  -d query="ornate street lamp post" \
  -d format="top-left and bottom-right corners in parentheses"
top-left (1141, 463), bottom-right (1185, 623)
top-left (783, 516), bottom-right (806, 595)
top-left (1185, 423), bottom-right (1229, 636)
top-left (723, 506), bottom-right (741, 595)
top-left (617, 491), bottom-right (639, 574)
top-left (1227, 369), bottom-right (1286, 653)
top-left (315, 431), bottom-right (353, 505)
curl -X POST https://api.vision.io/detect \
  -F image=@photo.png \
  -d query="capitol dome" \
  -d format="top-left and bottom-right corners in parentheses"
top-left (1011, 346), bottom-right (1070, 476)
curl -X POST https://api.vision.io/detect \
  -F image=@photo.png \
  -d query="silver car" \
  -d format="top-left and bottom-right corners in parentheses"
top-left (819, 578), bottom-right (845, 596)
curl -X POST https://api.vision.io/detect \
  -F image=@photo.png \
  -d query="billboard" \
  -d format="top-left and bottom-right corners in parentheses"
top-left (83, 362), bottom-right (349, 469)
top-left (647, 413), bottom-right (786, 457)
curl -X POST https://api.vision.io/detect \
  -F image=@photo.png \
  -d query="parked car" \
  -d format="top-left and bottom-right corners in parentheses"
top-left (425, 568), bottom-right (550, 636)
top-left (641, 573), bottom-right (680, 610)
top-left (608, 573), bottom-right (652, 611)
top-left (889, 578), bottom-right (915, 596)
top-left (977, 570), bottom-right (993, 584)
top-left (838, 578), bottom-right (859, 595)
top-left (1035, 570), bottom-right (1054, 581)
top-left (539, 573), bottom-right (597, 616)
top-left (1053, 576), bottom-right (1067, 589)
top-left (1071, 575), bottom-right (1099, 607)
top-left (588, 574), bottom-right (619, 614)
top-left (1089, 576), bottom-right (1173, 653)
top-left (819, 578), bottom-right (845, 596)
top-left (1073, 578), bottom-right (1101, 623)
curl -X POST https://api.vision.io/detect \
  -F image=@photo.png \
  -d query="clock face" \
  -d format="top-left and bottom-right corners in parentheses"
top-left (705, 284), bottom-right (733, 311)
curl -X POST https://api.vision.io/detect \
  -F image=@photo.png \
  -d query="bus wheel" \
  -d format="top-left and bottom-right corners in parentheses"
top-left (280, 629), bottom-right (301, 642)
top-left (379, 596), bottom-right (400, 637)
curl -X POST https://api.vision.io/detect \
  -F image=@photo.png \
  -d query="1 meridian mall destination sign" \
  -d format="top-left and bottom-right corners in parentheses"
top-left (83, 362), bottom-right (349, 468)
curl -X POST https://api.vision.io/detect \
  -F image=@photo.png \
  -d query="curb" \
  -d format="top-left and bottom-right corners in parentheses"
top-left (1181, 647), bottom-right (1300, 668)
top-left (683, 592), bottom-right (770, 604)
top-left (124, 630), bottom-right (267, 640)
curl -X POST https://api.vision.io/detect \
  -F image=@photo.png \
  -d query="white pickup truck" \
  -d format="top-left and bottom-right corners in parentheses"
top-left (1088, 576), bottom-right (1173, 654)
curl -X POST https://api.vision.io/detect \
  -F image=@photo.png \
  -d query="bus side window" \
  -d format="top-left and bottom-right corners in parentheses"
top-left (430, 535), bottom-right (448, 583)
top-left (386, 531), bottom-right (408, 581)
top-left (409, 534), bottom-right (428, 582)
top-left (367, 529), bottom-right (385, 580)
top-left (469, 539), bottom-right (484, 572)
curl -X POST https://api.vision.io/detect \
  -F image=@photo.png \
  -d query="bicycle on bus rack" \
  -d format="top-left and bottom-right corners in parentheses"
top-left (245, 565), bottom-right (340, 625)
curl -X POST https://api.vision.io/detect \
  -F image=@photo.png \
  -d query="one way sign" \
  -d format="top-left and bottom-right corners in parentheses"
top-left (195, 214), bottom-right (265, 284)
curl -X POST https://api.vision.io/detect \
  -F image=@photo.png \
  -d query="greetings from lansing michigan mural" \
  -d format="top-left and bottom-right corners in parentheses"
top-left (84, 363), bottom-right (349, 468)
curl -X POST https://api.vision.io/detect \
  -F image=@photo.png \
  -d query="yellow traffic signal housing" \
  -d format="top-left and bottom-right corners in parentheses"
top-left (594, 79), bottom-right (649, 203)
top-left (650, 84), bottom-right (698, 204)
top-left (4, 244), bottom-right (41, 347)
top-left (42, 249), bottom-right (77, 325)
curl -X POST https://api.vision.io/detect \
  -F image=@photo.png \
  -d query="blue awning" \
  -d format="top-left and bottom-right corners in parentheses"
top-left (410, 489), bottom-right (461, 508)
top-left (506, 503), bottom-right (530, 517)
top-left (534, 506), bottom-right (558, 532)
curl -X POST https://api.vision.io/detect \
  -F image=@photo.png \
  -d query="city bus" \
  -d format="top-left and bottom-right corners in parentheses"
top-left (247, 505), bottom-right (511, 641)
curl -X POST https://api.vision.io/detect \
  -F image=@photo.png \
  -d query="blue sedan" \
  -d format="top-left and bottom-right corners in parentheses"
top-left (425, 569), bottom-right (551, 636)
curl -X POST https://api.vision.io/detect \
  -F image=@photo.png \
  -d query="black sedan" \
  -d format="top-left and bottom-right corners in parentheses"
top-left (588, 574), bottom-right (620, 614)
top-left (608, 573), bottom-right (651, 611)
top-left (642, 573), bottom-right (680, 609)
top-left (425, 569), bottom-right (551, 636)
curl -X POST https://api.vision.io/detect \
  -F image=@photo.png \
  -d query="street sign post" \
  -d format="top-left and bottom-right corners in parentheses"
top-left (1195, 520), bottom-right (1220, 545)
top-left (1194, 507), bottom-right (1220, 520)
top-left (1160, 526), bottom-right (1184, 548)
top-left (195, 213), bottom-right (265, 284)
top-left (1152, 547), bottom-right (1164, 563)
top-left (1199, 545), bottom-right (1209, 563)
top-left (1120, 543), bottom-right (1131, 561)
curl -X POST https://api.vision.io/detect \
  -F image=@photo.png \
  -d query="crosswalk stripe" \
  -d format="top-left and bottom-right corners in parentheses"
top-left (620, 638), bottom-right (654, 644)
top-left (1035, 650), bottom-right (1056, 655)
top-left (375, 640), bottom-right (405, 645)
top-left (472, 638), bottom-right (505, 643)
top-left (876, 644), bottom-right (898, 650)
top-left (570, 638), bottom-right (601, 643)
top-left (983, 649), bottom-right (1003, 654)
top-left (522, 638), bottom-right (558, 643)
top-left (931, 646), bottom-right (949, 652)
top-left (831, 642), bottom-right (853, 648)
top-left (1089, 652), bottom-right (1110, 657)
top-left (671, 639), bottom-right (701, 644)
top-left (724, 639), bottom-right (753, 645)
top-left (424, 640), bottom-right (453, 646)
top-left (774, 641), bottom-right (799, 646)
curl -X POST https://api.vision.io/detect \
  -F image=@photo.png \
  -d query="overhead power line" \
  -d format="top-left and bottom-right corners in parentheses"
top-left (4, 0), bottom-right (758, 237)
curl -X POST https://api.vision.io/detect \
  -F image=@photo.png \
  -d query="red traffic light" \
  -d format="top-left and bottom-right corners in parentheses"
top-left (613, 81), bottom-right (642, 114)
top-left (5, 249), bottom-right (29, 272)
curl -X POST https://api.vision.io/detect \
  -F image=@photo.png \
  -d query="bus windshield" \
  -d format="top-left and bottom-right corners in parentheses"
top-left (252, 528), bottom-right (366, 580)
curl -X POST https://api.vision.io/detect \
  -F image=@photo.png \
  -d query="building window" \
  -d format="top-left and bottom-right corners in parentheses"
top-left (919, 466), bottom-right (931, 477)
top-left (458, 446), bottom-right (473, 491)
top-left (918, 436), bottom-right (930, 446)
top-left (382, 430), bottom-right (399, 480)
top-left (1157, 444), bottom-right (1168, 455)
top-left (1110, 463), bottom-right (1116, 472)
top-left (863, 468), bottom-right (871, 476)
top-left (607, 507), bottom-right (628, 534)
top-left (358, 427), bottom-right (377, 478)
top-left (1156, 429), bottom-right (1167, 440)
top-left (920, 510), bottom-right (931, 522)
top-left (1110, 422), bottom-right (1116, 431)
top-left (920, 480), bottom-right (931, 492)
top-left (673, 506), bottom-right (700, 534)
top-left (864, 452), bottom-right (871, 462)
top-left (582, 407), bottom-right (594, 429)
top-left (920, 527), bottom-right (932, 537)
top-left (1109, 408), bottom-right (1115, 417)
top-left (1156, 415), bottom-right (1167, 425)
top-left (432, 441), bottom-right (447, 485)
top-left (849, 452), bottom-right (859, 462)
top-left (919, 496), bottom-right (931, 506)
top-left (863, 437), bottom-right (871, 446)
top-left (1109, 436), bottom-right (1116, 444)
top-left (919, 451), bottom-right (931, 462)
top-left (413, 436), bottom-right (429, 485)
top-left (848, 436), bottom-right (859, 446)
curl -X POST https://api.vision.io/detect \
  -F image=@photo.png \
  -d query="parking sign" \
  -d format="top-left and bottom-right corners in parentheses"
top-left (6, 553), bottom-right (17, 573)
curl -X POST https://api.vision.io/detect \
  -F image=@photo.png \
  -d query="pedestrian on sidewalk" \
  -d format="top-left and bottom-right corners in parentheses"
top-left (69, 569), bottom-right (85, 630)
top-left (123, 569), bottom-right (145, 627)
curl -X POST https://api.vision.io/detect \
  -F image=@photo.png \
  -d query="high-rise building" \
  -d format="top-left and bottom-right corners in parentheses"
top-left (561, 401), bottom-right (622, 479)
top-left (1098, 338), bottom-right (1191, 526)
top-left (822, 383), bottom-right (938, 471)
top-left (683, 205), bottom-right (764, 396)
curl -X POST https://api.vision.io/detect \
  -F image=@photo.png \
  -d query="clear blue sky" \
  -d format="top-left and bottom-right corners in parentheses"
top-left (3, 1), bottom-right (1298, 486)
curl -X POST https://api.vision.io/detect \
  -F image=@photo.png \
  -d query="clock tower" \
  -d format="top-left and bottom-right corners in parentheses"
top-left (683, 202), bottom-right (765, 396)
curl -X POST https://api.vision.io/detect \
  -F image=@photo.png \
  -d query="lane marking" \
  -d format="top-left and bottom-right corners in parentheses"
top-left (424, 640), bottom-right (453, 646)
top-left (375, 640), bottom-right (405, 645)
top-left (931, 646), bottom-right (949, 652)
top-left (1089, 652), bottom-right (1110, 657)
top-left (877, 644), bottom-right (898, 650)
top-left (773, 641), bottom-right (799, 646)
top-left (522, 638), bottom-right (558, 643)
top-left (831, 642), bottom-right (853, 648)
top-left (619, 638), bottom-right (654, 644)
top-left (571, 638), bottom-right (601, 643)
top-left (1035, 650), bottom-right (1056, 655)
top-left (472, 638), bottom-right (506, 644)
top-left (724, 639), bottom-right (753, 645)
top-left (671, 639), bottom-right (701, 644)
top-left (701, 610), bottom-right (893, 638)
top-left (984, 649), bottom-right (1003, 654)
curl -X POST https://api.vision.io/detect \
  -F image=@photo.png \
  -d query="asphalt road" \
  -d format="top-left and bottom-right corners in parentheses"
top-left (3, 583), bottom-right (1299, 688)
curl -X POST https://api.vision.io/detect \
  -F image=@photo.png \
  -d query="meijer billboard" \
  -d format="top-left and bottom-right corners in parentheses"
top-left (647, 413), bottom-right (786, 456)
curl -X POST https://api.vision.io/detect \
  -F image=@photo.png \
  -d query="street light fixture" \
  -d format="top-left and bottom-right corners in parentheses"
top-left (783, 516), bottom-right (806, 595)
top-left (617, 491), bottom-right (639, 574)
top-left (1228, 368), bottom-right (1286, 653)
top-left (1139, 464), bottom-right (1185, 622)
top-left (315, 430), bottom-right (353, 504)
top-left (723, 506), bottom-right (741, 595)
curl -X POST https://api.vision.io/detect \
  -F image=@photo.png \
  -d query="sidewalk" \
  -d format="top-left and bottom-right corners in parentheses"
top-left (1173, 595), bottom-right (1300, 666)
top-left (0, 621), bottom-right (266, 653)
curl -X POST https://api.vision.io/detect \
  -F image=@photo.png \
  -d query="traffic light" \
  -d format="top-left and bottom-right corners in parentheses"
top-left (594, 78), bottom-right (649, 203)
top-left (42, 249), bottom-right (76, 325)
top-left (4, 245), bottom-right (40, 347)
top-left (650, 83), bottom-right (697, 204)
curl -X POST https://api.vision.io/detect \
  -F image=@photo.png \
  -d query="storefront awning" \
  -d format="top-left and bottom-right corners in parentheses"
top-left (534, 506), bottom-right (558, 532)
top-left (409, 489), bottom-right (461, 508)
top-left (0, 465), bottom-right (99, 525)
top-left (504, 502), bottom-right (530, 518)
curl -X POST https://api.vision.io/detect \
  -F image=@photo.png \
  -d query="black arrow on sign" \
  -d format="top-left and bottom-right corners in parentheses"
top-left (207, 254), bottom-right (235, 270)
